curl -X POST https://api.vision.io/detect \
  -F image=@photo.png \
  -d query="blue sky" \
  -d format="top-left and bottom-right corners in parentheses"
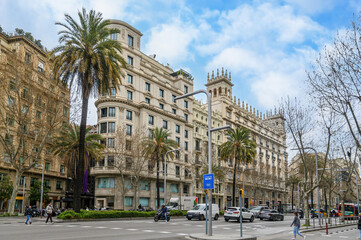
top-left (1, 0), bottom-right (360, 124)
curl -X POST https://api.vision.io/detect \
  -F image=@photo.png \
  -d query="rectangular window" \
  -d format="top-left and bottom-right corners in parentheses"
top-left (127, 74), bottom-right (133, 84)
top-left (107, 138), bottom-right (115, 148)
top-left (127, 56), bottom-right (133, 65)
top-left (183, 185), bottom-right (189, 194)
top-left (176, 137), bottom-right (180, 146)
top-left (185, 141), bottom-right (188, 151)
top-left (140, 180), bottom-right (150, 191)
top-left (45, 162), bottom-right (50, 171)
top-left (185, 130), bottom-right (188, 138)
top-left (184, 113), bottom-right (188, 121)
top-left (110, 87), bottom-right (116, 96)
top-left (184, 100), bottom-right (188, 108)
top-left (125, 178), bottom-right (133, 189)
top-left (106, 156), bottom-right (114, 166)
top-left (163, 120), bottom-right (168, 129)
top-left (176, 166), bottom-right (180, 176)
top-left (44, 180), bottom-right (50, 189)
top-left (110, 32), bottom-right (117, 40)
top-left (127, 90), bottom-right (133, 100)
top-left (128, 35), bottom-right (134, 47)
top-left (159, 89), bottom-right (164, 97)
top-left (98, 178), bottom-right (115, 188)
top-left (126, 124), bottom-right (132, 136)
top-left (100, 122), bottom-right (107, 133)
top-left (176, 125), bottom-right (180, 133)
top-left (101, 108), bottom-right (108, 118)
top-left (145, 98), bottom-right (150, 104)
top-left (139, 197), bottom-right (149, 207)
top-left (124, 196), bottom-right (133, 207)
top-left (145, 82), bottom-right (150, 91)
top-left (172, 95), bottom-right (176, 103)
top-left (126, 110), bottom-right (132, 120)
top-left (172, 108), bottom-right (176, 114)
top-left (56, 181), bottom-right (62, 190)
top-left (38, 61), bottom-right (44, 73)
top-left (126, 140), bottom-right (132, 150)
top-left (99, 158), bottom-right (105, 166)
top-left (108, 122), bottom-right (115, 133)
top-left (107, 107), bottom-right (114, 117)
top-left (60, 165), bottom-right (65, 174)
top-left (159, 103), bottom-right (164, 109)
top-left (148, 115), bottom-right (154, 125)
top-left (30, 178), bottom-right (38, 187)
top-left (184, 85), bottom-right (188, 93)
top-left (195, 140), bottom-right (200, 151)
top-left (25, 52), bottom-right (31, 64)
top-left (170, 184), bottom-right (179, 193)
top-left (184, 154), bottom-right (188, 163)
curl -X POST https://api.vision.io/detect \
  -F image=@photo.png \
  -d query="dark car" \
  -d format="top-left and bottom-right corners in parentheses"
top-left (259, 209), bottom-right (284, 221)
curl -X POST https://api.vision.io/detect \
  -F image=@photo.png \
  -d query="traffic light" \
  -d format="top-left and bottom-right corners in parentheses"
top-left (240, 189), bottom-right (244, 197)
top-left (206, 189), bottom-right (209, 196)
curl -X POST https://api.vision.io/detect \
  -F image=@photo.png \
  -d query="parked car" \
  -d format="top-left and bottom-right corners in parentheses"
top-left (224, 207), bottom-right (255, 222)
top-left (250, 206), bottom-right (270, 218)
top-left (186, 204), bottom-right (219, 221)
top-left (311, 209), bottom-right (327, 218)
top-left (259, 209), bottom-right (284, 221)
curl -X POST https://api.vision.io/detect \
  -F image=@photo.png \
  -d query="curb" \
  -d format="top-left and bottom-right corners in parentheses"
top-left (52, 215), bottom-right (188, 223)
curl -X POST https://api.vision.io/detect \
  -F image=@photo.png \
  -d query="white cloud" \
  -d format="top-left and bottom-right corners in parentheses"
top-left (284, 0), bottom-right (338, 15)
top-left (144, 19), bottom-right (199, 65)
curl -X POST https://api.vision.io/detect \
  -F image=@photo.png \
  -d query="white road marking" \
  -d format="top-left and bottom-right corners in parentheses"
top-left (126, 228), bottom-right (138, 231)
top-left (81, 226), bottom-right (91, 228)
top-left (142, 230), bottom-right (155, 232)
top-left (110, 228), bottom-right (122, 230)
top-left (67, 225), bottom-right (76, 227)
top-left (222, 227), bottom-right (231, 230)
top-left (160, 231), bottom-right (171, 234)
top-left (339, 236), bottom-right (349, 239)
top-left (176, 233), bottom-right (188, 236)
top-left (96, 226), bottom-right (107, 229)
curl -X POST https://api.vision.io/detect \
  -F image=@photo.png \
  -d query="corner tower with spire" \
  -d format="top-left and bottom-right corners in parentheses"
top-left (205, 67), bottom-right (234, 100)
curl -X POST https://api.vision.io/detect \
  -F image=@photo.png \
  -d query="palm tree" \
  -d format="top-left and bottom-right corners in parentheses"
top-left (285, 175), bottom-right (300, 211)
top-left (219, 127), bottom-right (256, 206)
top-left (51, 124), bottom-right (104, 178)
top-left (142, 127), bottom-right (177, 208)
top-left (51, 9), bottom-right (126, 211)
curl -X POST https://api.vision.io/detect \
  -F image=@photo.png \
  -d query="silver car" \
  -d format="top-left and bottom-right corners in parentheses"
top-left (250, 206), bottom-right (269, 218)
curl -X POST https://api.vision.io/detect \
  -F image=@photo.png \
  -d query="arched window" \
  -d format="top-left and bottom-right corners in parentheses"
top-left (213, 88), bottom-right (217, 97)
top-left (218, 87), bottom-right (222, 95)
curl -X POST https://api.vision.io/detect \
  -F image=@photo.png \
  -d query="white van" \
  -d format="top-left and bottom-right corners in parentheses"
top-left (186, 204), bottom-right (220, 221)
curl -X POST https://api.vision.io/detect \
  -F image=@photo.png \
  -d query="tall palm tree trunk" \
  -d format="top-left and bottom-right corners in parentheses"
top-left (232, 156), bottom-right (238, 207)
top-left (156, 152), bottom-right (160, 209)
top-left (74, 92), bottom-right (90, 212)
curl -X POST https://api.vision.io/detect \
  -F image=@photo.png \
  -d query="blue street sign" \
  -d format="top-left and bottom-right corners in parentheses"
top-left (203, 173), bottom-right (214, 189)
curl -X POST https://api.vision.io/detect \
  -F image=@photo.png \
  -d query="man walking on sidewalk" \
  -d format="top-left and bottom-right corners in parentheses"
top-left (25, 206), bottom-right (32, 224)
top-left (45, 203), bottom-right (54, 224)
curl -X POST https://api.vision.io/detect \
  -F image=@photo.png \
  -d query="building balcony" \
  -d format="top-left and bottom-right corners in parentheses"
top-left (90, 166), bottom-right (119, 175)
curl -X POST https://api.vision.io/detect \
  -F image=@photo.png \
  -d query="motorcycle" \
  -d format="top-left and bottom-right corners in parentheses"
top-left (154, 211), bottom-right (170, 222)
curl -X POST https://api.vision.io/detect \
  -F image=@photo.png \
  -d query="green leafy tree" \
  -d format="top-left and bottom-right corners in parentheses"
top-left (51, 124), bottom-right (104, 178)
top-left (51, 8), bottom-right (126, 212)
top-left (219, 127), bottom-right (256, 206)
top-left (29, 181), bottom-right (49, 206)
top-left (0, 177), bottom-right (13, 209)
top-left (285, 175), bottom-right (300, 211)
top-left (142, 127), bottom-right (177, 208)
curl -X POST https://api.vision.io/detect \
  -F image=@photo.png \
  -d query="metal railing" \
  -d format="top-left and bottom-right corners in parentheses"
top-left (303, 216), bottom-right (359, 230)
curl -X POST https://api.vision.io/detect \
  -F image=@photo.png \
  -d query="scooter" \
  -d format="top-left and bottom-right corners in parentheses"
top-left (154, 211), bottom-right (170, 222)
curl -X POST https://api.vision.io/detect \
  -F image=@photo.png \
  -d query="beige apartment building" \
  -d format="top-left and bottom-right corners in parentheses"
top-left (91, 20), bottom-right (288, 210)
top-left (196, 70), bottom-right (288, 209)
top-left (0, 32), bottom-right (70, 211)
top-left (91, 20), bottom-right (194, 210)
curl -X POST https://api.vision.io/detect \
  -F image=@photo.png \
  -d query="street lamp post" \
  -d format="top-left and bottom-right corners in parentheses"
top-left (164, 148), bottom-right (181, 206)
top-left (39, 164), bottom-right (44, 218)
top-left (21, 177), bottom-right (26, 214)
top-left (175, 90), bottom-right (229, 236)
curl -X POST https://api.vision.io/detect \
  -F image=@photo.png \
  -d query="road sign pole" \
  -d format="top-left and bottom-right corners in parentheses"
top-left (205, 190), bottom-right (208, 235)
top-left (240, 189), bottom-right (243, 237)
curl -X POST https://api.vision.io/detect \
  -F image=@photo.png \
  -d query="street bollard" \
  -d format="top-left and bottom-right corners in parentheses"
top-left (326, 222), bottom-right (328, 235)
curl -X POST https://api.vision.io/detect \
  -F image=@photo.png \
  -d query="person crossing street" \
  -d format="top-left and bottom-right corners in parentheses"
top-left (25, 206), bottom-right (32, 224)
top-left (45, 203), bottom-right (54, 224)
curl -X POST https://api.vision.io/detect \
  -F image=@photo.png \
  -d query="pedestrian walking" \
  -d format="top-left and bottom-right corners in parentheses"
top-left (357, 215), bottom-right (361, 239)
top-left (291, 212), bottom-right (305, 239)
top-left (25, 206), bottom-right (32, 224)
top-left (45, 203), bottom-right (54, 224)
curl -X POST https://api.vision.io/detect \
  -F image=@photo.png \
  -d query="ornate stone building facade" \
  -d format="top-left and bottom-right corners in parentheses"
top-left (91, 20), bottom-right (194, 210)
top-left (0, 32), bottom-right (70, 211)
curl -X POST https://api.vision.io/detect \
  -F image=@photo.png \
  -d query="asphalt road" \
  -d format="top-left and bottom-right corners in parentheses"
top-left (0, 215), bottom-right (358, 240)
